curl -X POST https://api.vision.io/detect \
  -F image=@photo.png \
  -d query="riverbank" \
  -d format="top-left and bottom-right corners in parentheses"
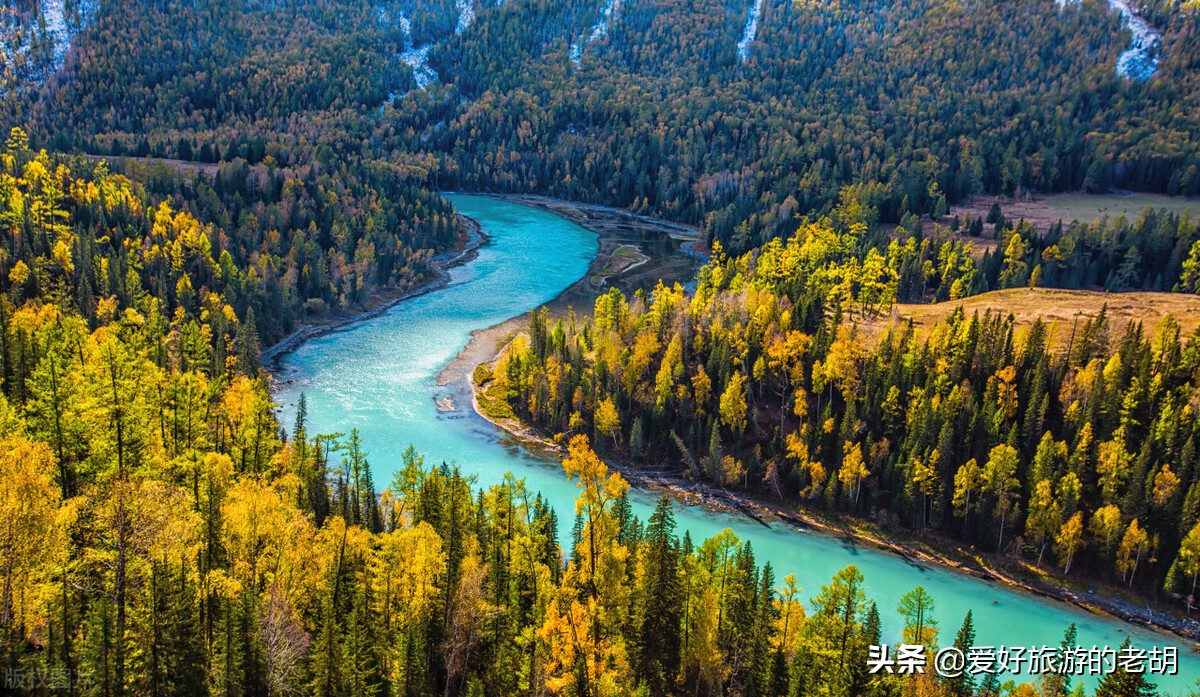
top-left (496, 194), bottom-right (706, 293)
top-left (265, 191), bottom-right (1200, 651)
top-left (261, 214), bottom-right (486, 370)
top-left (444, 204), bottom-right (1200, 648)
top-left (436, 194), bottom-right (705, 387)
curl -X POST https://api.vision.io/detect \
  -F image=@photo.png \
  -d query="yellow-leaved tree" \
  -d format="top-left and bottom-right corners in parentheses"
top-left (540, 435), bottom-right (632, 696)
top-left (0, 438), bottom-right (63, 655)
top-left (374, 521), bottom-right (446, 687)
top-left (838, 441), bottom-right (868, 509)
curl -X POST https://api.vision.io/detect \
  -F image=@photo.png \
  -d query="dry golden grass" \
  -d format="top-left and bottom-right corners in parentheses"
top-left (950, 193), bottom-right (1200, 233)
top-left (860, 288), bottom-right (1200, 347)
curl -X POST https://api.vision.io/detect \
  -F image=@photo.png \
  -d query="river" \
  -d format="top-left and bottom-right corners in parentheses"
top-left (272, 194), bottom-right (1199, 694)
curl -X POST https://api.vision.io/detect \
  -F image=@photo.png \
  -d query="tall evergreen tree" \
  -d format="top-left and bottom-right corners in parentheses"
top-left (946, 611), bottom-right (976, 697)
top-left (637, 497), bottom-right (682, 695)
top-left (1094, 637), bottom-right (1157, 697)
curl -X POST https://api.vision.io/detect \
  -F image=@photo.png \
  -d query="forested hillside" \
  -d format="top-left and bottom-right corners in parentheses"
top-left (1, 0), bottom-right (98, 92)
top-left (0, 314), bottom-right (1138, 697)
top-left (0, 260), bottom-right (1166, 695)
top-left (3, 131), bottom-right (1145, 696)
top-left (418, 0), bottom-right (1200, 249)
top-left (0, 129), bottom-right (457, 360)
top-left (3, 0), bottom-right (1200, 694)
top-left (7, 0), bottom-right (1200, 254)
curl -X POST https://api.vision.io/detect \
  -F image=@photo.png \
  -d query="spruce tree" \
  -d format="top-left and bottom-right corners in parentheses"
top-left (946, 611), bottom-right (975, 697)
top-left (235, 307), bottom-right (260, 376)
top-left (855, 602), bottom-right (882, 697)
top-left (1094, 637), bottom-right (1157, 697)
top-left (1040, 622), bottom-right (1078, 697)
top-left (636, 497), bottom-right (682, 695)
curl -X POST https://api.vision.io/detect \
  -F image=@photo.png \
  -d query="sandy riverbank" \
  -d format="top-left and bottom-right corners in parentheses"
top-left (435, 194), bottom-right (705, 387)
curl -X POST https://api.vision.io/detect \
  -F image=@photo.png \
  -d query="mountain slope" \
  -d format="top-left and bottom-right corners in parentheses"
top-left (412, 0), bottom-right (1200, 249)
top-left (4, 0), bottom-right (1200, 255)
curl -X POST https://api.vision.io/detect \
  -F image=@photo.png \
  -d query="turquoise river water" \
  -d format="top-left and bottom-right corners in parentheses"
top-left (273, 195), bottom-right (1199, 693)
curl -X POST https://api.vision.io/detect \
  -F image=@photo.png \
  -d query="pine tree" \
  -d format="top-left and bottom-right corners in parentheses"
top-left (803, 565), bottom-right (868, 697)
top-left (159, 561), bottom-right (207, 696)
top-left (1040, 623), bottom-right (1076, 697)
top-left (1094, 637), bottom-right (1157, 697)
top-left (708, 420), bottom-right (724, 482)
top-left (855, 602), bottom-right (882, 697)
top-left (743, 563), bottom-right (775, 697)
top-left (724, 542), bottom-right (760, 690)
top-left (340, 583), bottom-right (382, 697)
top-left (897, 586), bottom-right (937, 646)
top-left (637, 497), bottom-right (682, 695)
top-left (308, 437), bottom-right (332, 527)
top-left (235, 308), bottom-right (260, 377)
top-left (946, 611), bottom-right (975, 697)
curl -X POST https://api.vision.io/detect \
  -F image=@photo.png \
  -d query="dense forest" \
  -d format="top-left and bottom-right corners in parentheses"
top-left (484, 191), bottom-right (1200, 612)
top-left (0, 131), bottom-right (1192, 695)
top-left (420, 0), bottom-right (1200, 250)
top-left (0, 288), bottom-right (1175, 697)
top-left (6, 133), bottom-right (1176, 694)
top-left (6, 0), bottom-right (1200, 254)
top-left (0, 128), bottom-right (458, 360)
top-left (4, 0), bottom-right (1200, 694)
top-left (425, 0), bottom-right (1200, 251)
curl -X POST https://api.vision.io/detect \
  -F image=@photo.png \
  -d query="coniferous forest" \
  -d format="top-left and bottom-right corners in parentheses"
top-left (7, 0), bottom-right (1200, 251)
top-left (3, 0), bottom-right (1200, 695)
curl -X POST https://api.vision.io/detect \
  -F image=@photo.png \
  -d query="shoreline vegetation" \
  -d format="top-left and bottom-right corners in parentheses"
top-left (469, 335), bottom-right (1200, 649)
top-left (264, 192), bottom-right (707, 376)
top-left (264, 194), bottom-right (1200, 652)
top-left (436, 194), bottom-right (705, 387)
top-left (261, 212), bottom-right (487, 371)
top-left (13, 0), bottom-right (1200, 684)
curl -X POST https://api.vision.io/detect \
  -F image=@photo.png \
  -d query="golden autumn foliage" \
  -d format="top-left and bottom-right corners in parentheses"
top-left (0, 289), bottom-right (1139, 696)
top-left (0, 438), bottom-right (62, 641)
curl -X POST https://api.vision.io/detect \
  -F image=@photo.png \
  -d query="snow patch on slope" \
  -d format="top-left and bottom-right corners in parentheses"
top-left (401, 45), bottom-right (437, 90)
top-left (1, 0), bottom-right (98, 94)
top-left (455, 0), bottom-right (475, 35)
top-left (737, 0), bottom-right (765, 62)
top-left (589, 0), bottom-right (620, 42)
top-left (42, 0), bottom-right (97, 67)
top-left (0, 9), bottom-right (25, 81)
top-left (1057, 0), bottom-right (1161, 80)
top-left (1106, 0), bottom-right (1161, 80)
top-left (570, 0), bottom-right (620, 67)
top-left (382, 9), bottom-right (438, 104)
top-left (43, 0), bottom-right (70, 62)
